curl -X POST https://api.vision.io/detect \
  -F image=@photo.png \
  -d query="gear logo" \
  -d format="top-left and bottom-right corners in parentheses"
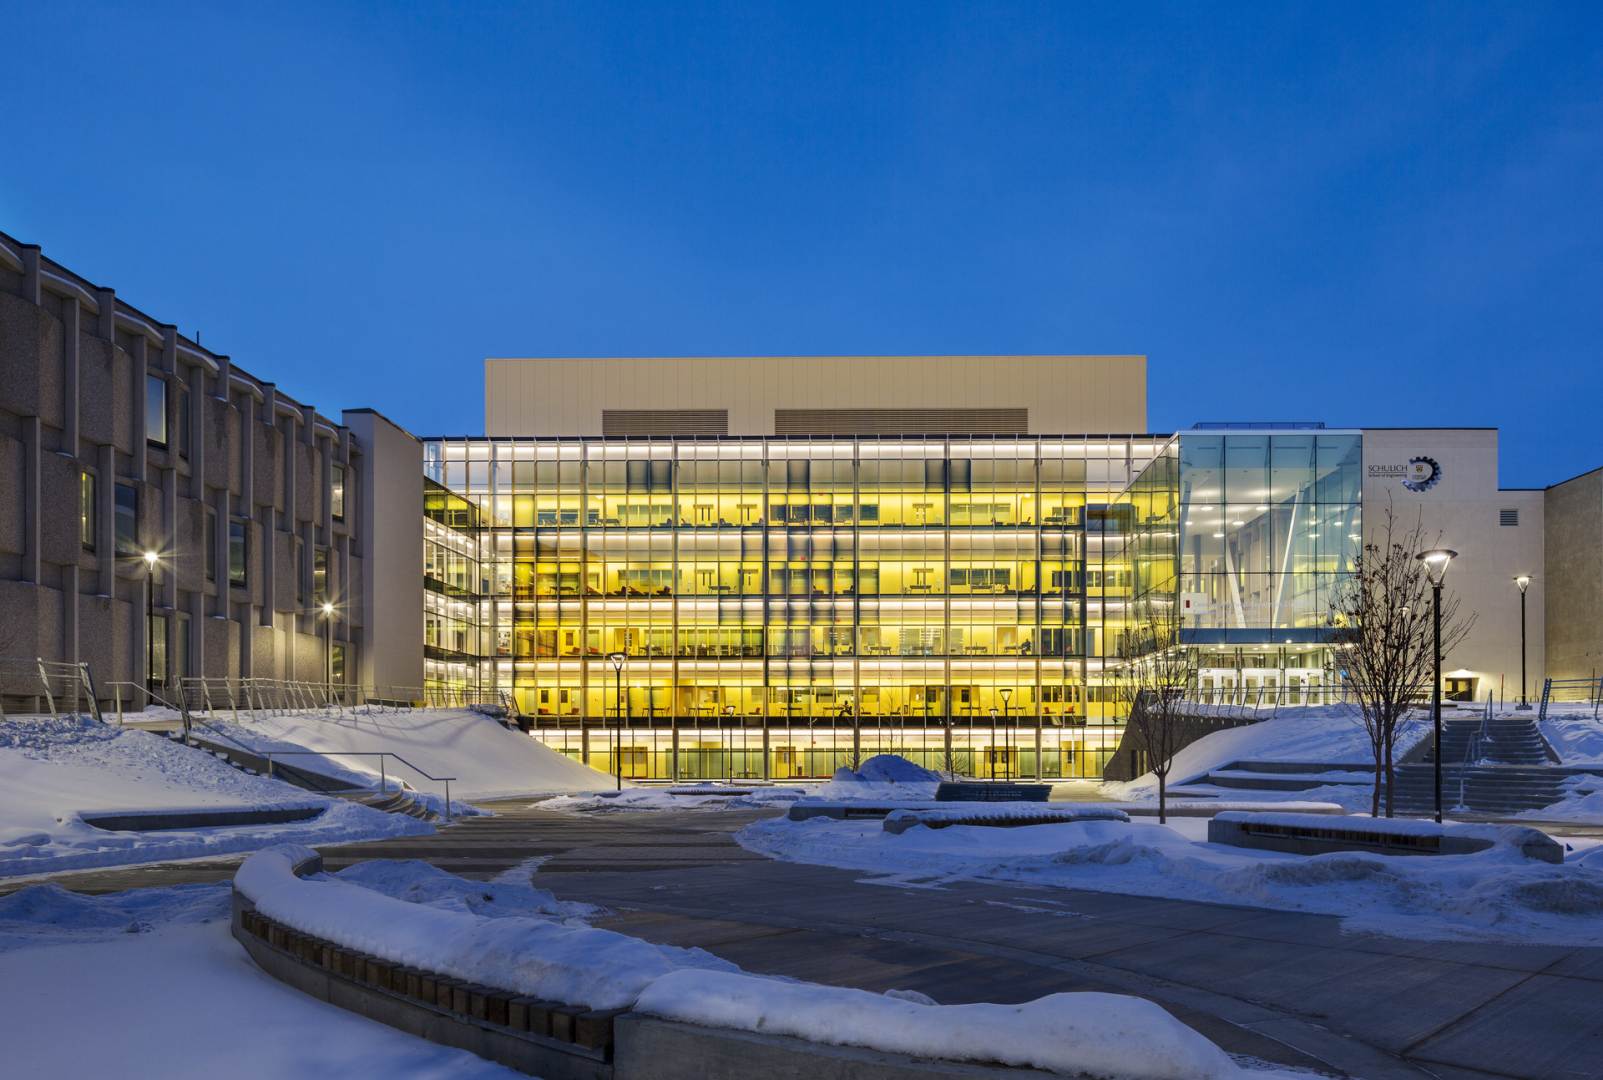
top-left (1403, 456), bottom-right (1441, 493)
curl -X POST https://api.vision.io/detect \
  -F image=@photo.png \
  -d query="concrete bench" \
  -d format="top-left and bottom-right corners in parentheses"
top-left (935, 781), bottom-right (1052, 802)
top-left (788, 801), bottom-right (938, 822)
top-left (883, 805), bottom-right (1129, 835)
top-left (1207, 811), bottom-right (1563, 864)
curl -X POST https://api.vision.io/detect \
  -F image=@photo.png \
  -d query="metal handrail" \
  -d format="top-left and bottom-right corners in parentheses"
top-left (262, 750), bottom-right (456, 822)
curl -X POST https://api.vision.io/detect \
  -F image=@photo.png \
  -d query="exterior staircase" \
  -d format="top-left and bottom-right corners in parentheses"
top-left (1390, 715), bottom-right (1567, 816)
top-left (161, 730), bottom-right (441, 822)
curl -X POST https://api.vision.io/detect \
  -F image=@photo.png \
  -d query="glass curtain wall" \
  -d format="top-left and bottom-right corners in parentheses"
top-left (1106, 429), bottom-right (1362, 705)
top-left (422, 436), bottom-right (1161, 779)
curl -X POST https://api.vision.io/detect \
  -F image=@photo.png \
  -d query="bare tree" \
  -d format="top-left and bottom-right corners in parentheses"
top-left (1115, 602), bottom-right (1193, 824)
top-left (1329, 500), bottom-right (1474, 817)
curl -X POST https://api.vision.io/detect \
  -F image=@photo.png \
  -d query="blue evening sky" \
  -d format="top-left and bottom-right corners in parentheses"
top-left (5, 3), bottom-right (1600, 487)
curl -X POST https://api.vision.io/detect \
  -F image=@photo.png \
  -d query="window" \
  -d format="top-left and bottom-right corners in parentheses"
top-left (205, 509), bottom-right (217, 581)
top-left (330, 642), bottom-right (347, 683)
top-left (114, 482), bottom-right (138, 556)
top-left (146, 374), bottom-right (168, 448)
top-left (1499, 508), bottom-right (1519, 527)
top-left (177, 387), bottom-right (191, 459)
top-left (314, 547), bottom-right (328, 601)
top-left (150, 612), bottom-right (168, 688)
top-left (331, 465), bottom-right (346, 520)
top-left (228, 519), bottom-right (248, 587)
top-left (80, 470), bottom-right (96, 551)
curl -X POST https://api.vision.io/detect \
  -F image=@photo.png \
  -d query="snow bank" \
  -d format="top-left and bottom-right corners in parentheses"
top-left (1114, 704), bottom-right (1429, 798)
top-left (0, 913), bottom-right (520, 1078)
top-left (836, 754), bottom-right (942, 784)
top-left (204, 707), bottom-right (615, 799)
top-left (0, 882), bottom-right (229, 951)
top-left (635, 970), bottom-right (1250, 1080)
top-left (739, 814), bottom-right (1603, 945)
top-left (539, 785), bottom-right (806, 813)
top-left (1540, 709), bottom-right (1603, 765)
top-left (0, 717), bottom-right (430, 878)
top-left (236, 846), bottom-right (734, 1008)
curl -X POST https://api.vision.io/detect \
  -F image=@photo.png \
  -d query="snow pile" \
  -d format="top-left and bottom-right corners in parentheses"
top-left (739, 814), bottom-right (1603, 944)
top-left (202, 707), bottom-right (615, 799)
top-left (539, 785), bottom-right (806, 813)
top-left (635, 970), bottom-right (1259, 1080)
top-left (1112, 705), bottom-right (1429, 801)
top-left (837, 754), bottom-right (942, 784)
top-left (0, 882), bottom-right (229, 951)
top-left (0, 716), bottom-right (431, 878)
top-left (0, 889), bottom-right (521, 1079)
top-left (236, 846), bottom-right (735, 1008)
top-left (1539, 708), bottom-right (1603, 765)
top-left (333, 859), bottom-right (600, 922)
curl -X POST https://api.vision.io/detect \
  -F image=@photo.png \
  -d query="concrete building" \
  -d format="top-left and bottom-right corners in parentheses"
top-left (1545, 466), bottom-right (1603, 683)
top-left (0, 228), bottom-right (369, 707)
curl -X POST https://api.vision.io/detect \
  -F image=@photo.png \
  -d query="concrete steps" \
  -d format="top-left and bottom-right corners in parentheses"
top-left (161, 729), bottom-right (439, 822)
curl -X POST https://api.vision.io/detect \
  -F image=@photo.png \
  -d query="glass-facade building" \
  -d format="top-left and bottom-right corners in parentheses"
top-left (418, 428), bottom-right (1362, 781)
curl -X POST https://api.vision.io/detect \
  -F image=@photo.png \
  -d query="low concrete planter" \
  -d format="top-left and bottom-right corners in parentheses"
top-left (82, 805), bottom-right (326, 832)
top-left (1207, 812), bottom-right (1564, 863)
top-left (883, 806), bottom-right (1129, 835)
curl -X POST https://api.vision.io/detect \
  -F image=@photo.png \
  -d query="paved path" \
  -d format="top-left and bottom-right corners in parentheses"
top-left (7, 805), bottom-right (1602, 1080)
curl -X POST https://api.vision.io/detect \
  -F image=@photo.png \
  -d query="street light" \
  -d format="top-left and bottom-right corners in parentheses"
top-left (988, 707), bottom-right (999, 781)
top-left (723, 704), bottom-right (736, 783)
top-left (1515, 576), bottom-right (1532, 711)
top-left (1417, 548), bottom-right (1458, 823)
top-left (607, 652), bottom-right (625, 791)
top-left (320, 601), bottom-right (336, 703)
top-left (999, 688), bottom-right (1013, 780)
top-left (142, 550), bottom-right (159, 702)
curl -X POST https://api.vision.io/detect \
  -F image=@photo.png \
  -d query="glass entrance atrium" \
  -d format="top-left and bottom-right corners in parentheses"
top-left (422, 435), bottom-right (1168, 780)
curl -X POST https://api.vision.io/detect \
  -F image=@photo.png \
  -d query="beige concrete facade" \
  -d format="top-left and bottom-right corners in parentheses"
top-left (1360, 429), bottom-right (1545, 705)
top-left (1544, 468), bottom-right (1603, 683)
top-left (0, 229), bottom-right (370, 708)
top-left (484, 355), bottom-right (1147, 437)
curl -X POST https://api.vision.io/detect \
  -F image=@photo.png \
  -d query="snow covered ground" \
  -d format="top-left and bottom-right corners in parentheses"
top-left (197, 706), bottom-right (616, 800)
top-left (0, 880), bottom-right (521, 1080)
top-left (0, 716), bottom-right (431, 879)
top-left (1541, 705), bottom-right (1603, 765)
top-left (738, 813), bottom-right (1603, 945)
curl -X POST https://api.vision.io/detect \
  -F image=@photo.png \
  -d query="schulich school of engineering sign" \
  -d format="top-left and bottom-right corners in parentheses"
top-left (1368, 455), bottom-right (1443, 493)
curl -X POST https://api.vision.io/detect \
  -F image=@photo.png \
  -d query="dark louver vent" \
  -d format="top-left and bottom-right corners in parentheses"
top-left (774, 408), bottom-right (1027, 435)
top-left (1499, 508), bottom-right (1519, 527)
top-left (602, 410), bottom-right (729, 436)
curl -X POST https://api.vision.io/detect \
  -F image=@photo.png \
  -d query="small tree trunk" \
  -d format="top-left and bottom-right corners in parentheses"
top-left (1383, 738), bottom-right (1396, 819)
top-left (1157, 771), bottom-right (1167, 825)
top-left (1371, 755), bottom-right (1382, 818)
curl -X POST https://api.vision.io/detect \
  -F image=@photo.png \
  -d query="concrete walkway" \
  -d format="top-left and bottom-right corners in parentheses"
top-left (7, 804), bottom-right (1602, 1080)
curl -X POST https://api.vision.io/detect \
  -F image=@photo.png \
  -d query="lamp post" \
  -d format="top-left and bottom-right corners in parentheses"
top-left (988, 706), bottom-right (999, 780)
top-left (1515, 575), bottom-right (1532, 710)
top-left (1417, 548), bottom-right (1457, 823)
top-left (321, 601), bottom-right (335, 704)
top-left (142, 550), bottom-right (159, 703)
top-left (723, 704), bottom-right (736, 783)
top-left (999, 688), bottom-right (1013, 780)
top-left (607, 652), bottom-right (625, 790)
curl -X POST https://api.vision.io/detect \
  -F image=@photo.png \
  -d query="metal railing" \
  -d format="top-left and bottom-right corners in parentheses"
top-left (0, 658), bottom-right (102, 724)
top-left (1538, 677), bottom-right (1603, 721)
top-left (262, 751), bottom-right (456, 822)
